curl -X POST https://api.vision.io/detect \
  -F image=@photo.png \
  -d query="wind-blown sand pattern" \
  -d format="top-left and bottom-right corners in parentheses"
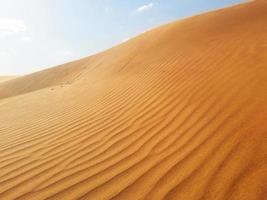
top-left (0, 1), bottom-right (267, 199)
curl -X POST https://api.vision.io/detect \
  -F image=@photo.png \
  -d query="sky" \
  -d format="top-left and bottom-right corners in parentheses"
top-left (0, 0), bottom-right (245, 75)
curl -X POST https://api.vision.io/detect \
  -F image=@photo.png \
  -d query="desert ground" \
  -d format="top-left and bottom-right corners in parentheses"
top-left (0, 76), bottom-right (17, 83)
top-left (0, 0), bottom-right (266, 199)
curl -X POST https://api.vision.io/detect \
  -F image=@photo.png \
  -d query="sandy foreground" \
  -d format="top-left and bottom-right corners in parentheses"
top-left (0, 1), bottom-right (267, 199)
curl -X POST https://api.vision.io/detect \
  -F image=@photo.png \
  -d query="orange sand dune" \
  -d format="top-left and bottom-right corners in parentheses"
top-left (0, 1), bottom-right (267, 199)
top-left (0, 76), bottom-right (17, 83)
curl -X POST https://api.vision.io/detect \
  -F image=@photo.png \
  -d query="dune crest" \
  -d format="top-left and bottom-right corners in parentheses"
top-left (0, 0), bottom-right (267, 199)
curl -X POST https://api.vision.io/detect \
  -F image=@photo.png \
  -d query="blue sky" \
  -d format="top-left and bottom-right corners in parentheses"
top-left (0, 0), bottom-right (245, 75)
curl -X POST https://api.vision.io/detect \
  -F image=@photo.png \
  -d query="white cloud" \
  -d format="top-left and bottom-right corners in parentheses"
top-left (0, 49), bottom-right (15, 58)
top-left (135, 3), bottom-right (154, 13)
top-left (0, 51), bottom-right (9, 57)
top-left (0, 18), bottom-right (26, 37)
top-left (56, 50), bottom-right (74, 57)
top-left (21, 36), bottom-right (32, 43)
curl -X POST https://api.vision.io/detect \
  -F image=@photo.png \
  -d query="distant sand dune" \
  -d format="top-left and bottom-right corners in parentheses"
top-left (0, 76), bottom-right (17, 83)
top-left (0, 0), bottom-right (266, 199)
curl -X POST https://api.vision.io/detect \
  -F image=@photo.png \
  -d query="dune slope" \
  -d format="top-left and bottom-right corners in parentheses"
top-left (0, 1), bottom-right (267, 200)
top-left (0, 76), bottom-right (17, 83)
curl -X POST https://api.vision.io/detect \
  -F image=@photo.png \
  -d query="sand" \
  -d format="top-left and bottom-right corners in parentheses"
top-left (0, 1), bottom-right (266, 199)
top-left (0, 76), bottom-right (17, 83)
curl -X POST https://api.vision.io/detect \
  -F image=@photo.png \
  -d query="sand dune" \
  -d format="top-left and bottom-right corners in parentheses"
top-left (0, 1), bottom-right (267, 199)
top-left (0, 76), bottom-right (17, 83)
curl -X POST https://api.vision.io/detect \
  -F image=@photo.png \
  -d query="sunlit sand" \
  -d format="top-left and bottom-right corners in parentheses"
top-left (0, 1), bottom-right (266, 199)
